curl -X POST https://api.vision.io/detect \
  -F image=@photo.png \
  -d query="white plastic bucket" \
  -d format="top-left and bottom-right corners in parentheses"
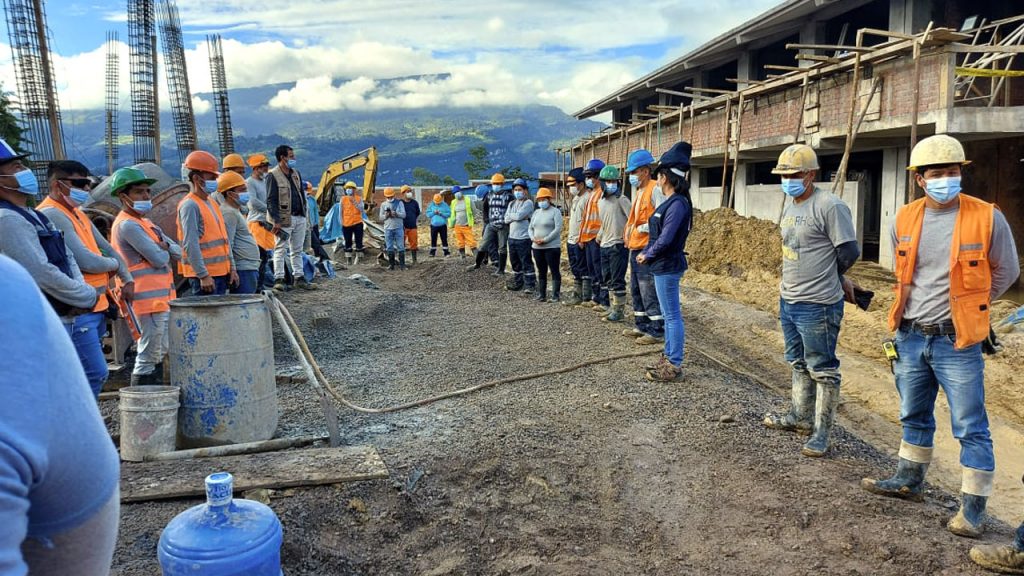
top-left (120, 385), bottom-right (180, 461)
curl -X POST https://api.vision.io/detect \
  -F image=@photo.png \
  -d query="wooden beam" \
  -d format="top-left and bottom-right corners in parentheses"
top-left (764, 64), bottom-right (804, 72)
top-left (785, 43), bottom-right (875, 53)
top-left (121, 446), bottom-right (389, 503)
top-left (796, 54), bottom-right (844, 64)
top-left (686, 86), bottom-right (737, 95)
top-left (949, 44), bottom-right (1024, 54)
top-left (726, 77), bottom-right (768, 86)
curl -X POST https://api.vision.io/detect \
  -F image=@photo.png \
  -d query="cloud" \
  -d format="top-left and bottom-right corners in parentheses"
top-left (191, 96), bottom-right (211, 115)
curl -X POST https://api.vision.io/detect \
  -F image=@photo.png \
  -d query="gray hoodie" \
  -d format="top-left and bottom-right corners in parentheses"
top-left (504, 198), bottom-right (534, 240)
top-left (379, 198), bottom-right (406, 231)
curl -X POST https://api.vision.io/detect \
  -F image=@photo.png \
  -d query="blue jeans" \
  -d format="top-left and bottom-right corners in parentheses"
top-left (893, 328), bottom-right (992, 471)
top-left (188, 275), bottom-right (229, 296)
top-left (65, 312), bottom-right (108, 398)
top-left (654, 272), bottom-right (684, 366)
top-left (231, 270), bottom-right (260, 294)
top-left (779, 298), bottom-right (843, 385)
top-left (630, 250), bottom-right (663, 337)
top-left (384, 227), bottom-right (405, 253)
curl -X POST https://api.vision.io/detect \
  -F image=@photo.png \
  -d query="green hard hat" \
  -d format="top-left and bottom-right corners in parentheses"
top-left (599, 165), bottom-right (620, 181)
top-left (109, 167), bottom-right (157, 197)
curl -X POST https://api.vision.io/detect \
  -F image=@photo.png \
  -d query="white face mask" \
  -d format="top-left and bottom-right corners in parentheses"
top-left (405, 192), bottom-right (413, 199)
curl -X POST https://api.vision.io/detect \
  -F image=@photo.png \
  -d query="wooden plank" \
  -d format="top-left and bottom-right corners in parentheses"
top-left (950, 44), bottom-right (1024, 54)
top-left (121, 446), bottom-right (389, 503)
top-left (785, 43), bottom-right (875, 53)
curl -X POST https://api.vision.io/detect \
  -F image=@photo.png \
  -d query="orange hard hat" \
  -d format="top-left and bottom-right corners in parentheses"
top-left (222, 153), bottom-right (244, 170)
top-left (536, 187), bottom-right (554, 200)
top-left (383, 187), bottom-right (395, 198)
top-left (216, 171), bottom-right (246, 193)
top-left (247, 153), bottom-right (269, 167)
top-left (433, 193), bottom-right (442, 203)
top-left (184, 150), bottom-right (220, 175)
top-left (490, 173), bottom-right (505, 185)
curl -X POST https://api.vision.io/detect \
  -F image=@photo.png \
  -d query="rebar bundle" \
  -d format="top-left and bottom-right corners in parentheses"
top-left (3, 0), bottom-right (65, 170)
top-left (158, 0), bottom-right (195, 164)
top-left (207, 34), bottom-right (234, 156)
top-left (105, 30), bottom-right (119, 175)
top-left (128, 0), bottom-right (158, 164)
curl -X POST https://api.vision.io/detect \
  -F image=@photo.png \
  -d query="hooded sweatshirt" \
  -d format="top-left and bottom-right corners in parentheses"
top-left (504, 198), bottom-right (535, 240)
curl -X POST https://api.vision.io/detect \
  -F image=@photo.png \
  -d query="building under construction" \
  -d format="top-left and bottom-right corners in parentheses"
top-left (566, 0), bottom-right (1024, 268)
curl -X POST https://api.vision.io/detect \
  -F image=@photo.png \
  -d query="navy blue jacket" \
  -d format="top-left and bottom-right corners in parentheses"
top-left (402, 199), bottom-right (421, 229)
top-left (642, 193), bottom-right (692, 275)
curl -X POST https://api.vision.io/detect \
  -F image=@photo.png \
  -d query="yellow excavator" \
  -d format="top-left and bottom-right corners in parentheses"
top-left (313, 147), bottom-right (387, 264)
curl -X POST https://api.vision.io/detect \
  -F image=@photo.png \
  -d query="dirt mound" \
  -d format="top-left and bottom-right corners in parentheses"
top-left (688, 208), bottom-right (782, 277)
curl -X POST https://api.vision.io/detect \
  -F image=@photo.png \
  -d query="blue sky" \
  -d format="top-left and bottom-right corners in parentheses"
top-left (12, 0), bottom-right (780, 116)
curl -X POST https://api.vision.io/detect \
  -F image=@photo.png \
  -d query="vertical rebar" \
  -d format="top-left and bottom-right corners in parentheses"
top-left (105, 31), bottom-right (119, 175)
top-left (208, 34), bottom-right (234, 157)
top-left (128, 0), bottom-right (157, 164)
top-left (158, 0), bottom-right (196, 164)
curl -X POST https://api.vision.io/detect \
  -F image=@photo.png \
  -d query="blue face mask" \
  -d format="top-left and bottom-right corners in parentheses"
top-left (203, 179), bottom-right (218, 194)
top-left (585, 178), bottom-right (595, 190)
top-left (455, 192), bottom-right (463, 199)
top-left (67, 187), bottom-right (91, 207)
top-left (605, 183), bottom-right (619, 195)
top-left (628, 175), bottom-right (640, 188)
top-left (514, 190), bottom-right (525, 200)
top-left (238, 192), bottom-right (251, 204)
top-left (492, 184), bottom-right (501, 193)
top-left (538, 200), bottom-right (550, 209)
top-left (923, 176), bottom-right (961, 204)
top-left (344, 189), bottom-right (353, 196)
top-left (287, 159), bottom-right (297, 168)
top-left (11, 169), bottom-right (38, 195)
top-left (780, 178), bottom-right (806, 197)
top-left (132, 200), bottom-right (153, 214)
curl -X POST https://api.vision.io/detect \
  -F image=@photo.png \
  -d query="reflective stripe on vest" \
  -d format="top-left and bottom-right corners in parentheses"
top-left (888, 195), bottom-right (995, 349)
top-left (624, 180), bottom-right (657, 250)
top-left (177, 192), bottom-right (232, 278)
top-left (342, 195), bottom-right (363, 227)
top-left (37, 197), bottom-right (110, 313)
top-left (111, 212), bottom-right (176, 315)
top-left (578, 189), bottom-right (602, 243)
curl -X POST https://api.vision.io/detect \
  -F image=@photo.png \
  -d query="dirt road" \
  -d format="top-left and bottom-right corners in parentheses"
top-left (110, 259), bottom-right (1011, 575)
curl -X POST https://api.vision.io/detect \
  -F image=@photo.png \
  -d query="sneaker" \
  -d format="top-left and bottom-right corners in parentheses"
top-left (636, 334), bottom-right (665, 346)
top-left (646, 362), bottom-right (684, 382)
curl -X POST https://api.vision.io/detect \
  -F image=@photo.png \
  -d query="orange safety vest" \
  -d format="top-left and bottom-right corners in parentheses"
top-left (578, 189), bottom-right (603, 243)
top-left (176, 191), bottom-right (232, 278)
top-left (342, 194), bottom-right (363, 227)
top-left (888, 194), bottom-right (995, 349)
top-left (111, 212), bottom-right (176, 315)
top-left (37, 197), bottom-right (110, 313)
top-left (624, 180), bottom-right (658, 250)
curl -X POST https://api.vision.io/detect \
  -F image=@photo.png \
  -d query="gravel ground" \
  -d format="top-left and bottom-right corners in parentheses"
top-left (109, 258), bottom-right (1010, 575)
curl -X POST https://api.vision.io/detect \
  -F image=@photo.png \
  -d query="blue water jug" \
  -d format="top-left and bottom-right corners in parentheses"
top-left (158, 472), bottom-right (283, 575)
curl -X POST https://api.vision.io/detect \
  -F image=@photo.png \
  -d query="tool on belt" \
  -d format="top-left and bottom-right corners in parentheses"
top-left (109, 286), bottom-right (141, 341)
top-left (882, 339), bottom-right (898, 374)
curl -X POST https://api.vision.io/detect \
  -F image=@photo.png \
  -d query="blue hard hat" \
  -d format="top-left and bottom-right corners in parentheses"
top-left (654, 141), bottom-right (693, 175)
top-left (626, 149), bottom-right (656, 173)
top-left (451, 185), bottom-right (461, 194)
top-left (513, 178), bottom-right (528, 188)
top-left (567, 167), bottom-right (584, 183)
top-left (0, 138), bottom-right (29, 165)
top-left (474, 184), bottom-right (490, 199)
top-left (583, 159), bottom-right (605, 176)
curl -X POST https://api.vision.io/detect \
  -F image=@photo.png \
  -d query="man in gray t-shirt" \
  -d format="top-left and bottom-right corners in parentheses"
top-left (862, 135), bottom-right (1020, 540)
top-left (763, 144), bottom-right (860, 460)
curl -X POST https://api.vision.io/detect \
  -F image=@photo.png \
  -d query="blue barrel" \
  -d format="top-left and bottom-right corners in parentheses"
top-left (158, 472), bottom-right (283, 575)
top-left (169, 295), bottom-right (277, 448)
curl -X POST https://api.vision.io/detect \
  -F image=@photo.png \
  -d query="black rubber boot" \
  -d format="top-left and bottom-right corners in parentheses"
top-left (763, 369), bottom-right (815, 435)
top-left (950, 493), bottom-right (989, 538)
top-left (411, 250), bottom-right (418, 265)
top-left (458, 248), bottom-right (466, 259)
top-left (443, 247), bottom-right (451, 257)
top-left (429, 247), bottom-right (436, 257)
top-left (861, 457), bottom-right (930, 502)
top-left (469, 250), bottom-right (486, 271)
top-left (602, 293), bottom-right (625, 322)
top-left (801, 382), bottom-right (840, 457)
top-left (562, 280), bottom-right (582, 306)
top-left (388, 251), bottom-right (396, 270)
top-left (492, 252), bottom-right (507, 276)
top-left (399, 251), bottom-right (407, 270)
top-left (535, 277), bottom-right (547, 301)
top-left (575, 279), bottom-right (594, 308)
top-left (550, 278), bottom-right (561, 303)
top-left (130, 372), bottom-right (142, 387)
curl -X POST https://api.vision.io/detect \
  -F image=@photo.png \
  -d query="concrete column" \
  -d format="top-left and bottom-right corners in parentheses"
top-left (799, 21), bottom-right (827, 69)
top-left (733, 162), bottom-right (750, 215)
top-left (890, 0), bottom-right (934, 36)
top-left (737, 51), bottom-right (755, 89)
top-left (879, 147), bottom-right (910, 268)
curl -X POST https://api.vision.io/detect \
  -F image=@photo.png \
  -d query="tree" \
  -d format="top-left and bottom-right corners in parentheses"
top-left (442, 175), bottom-right (458, 186)
top-left (0, 85), bottom-right (25, 153)
top-left (412, 167), bottom-right (443, 186)
top-left (463, 145), bottom-right (491, 179)
top-left (500, 165), bottom-right (533, 182)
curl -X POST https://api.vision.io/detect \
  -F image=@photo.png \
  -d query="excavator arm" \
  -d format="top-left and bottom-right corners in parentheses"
top-left (314, 147), bottom-right (378, 216)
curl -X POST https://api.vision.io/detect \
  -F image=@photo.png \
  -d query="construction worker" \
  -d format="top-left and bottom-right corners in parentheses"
top-left (222, 153), bottom-right (246, 177)
top-left (425, 193), bottom-right (452, 257)
top-left (400, 185), bottom-right (421, 265)
top-left (529, 187), bottom-right (563, 302)
top-left (862, 135), bottom-right (1019, 538)
top-left (562, 167), bottom-right (587, 306)
top-left (304, 181), bottom-right (332, 266)
top-left (39, 160), bottom-right (134, 397)
top-left (245, 153), bottom-right (275, 290)
top-left (380, 187), bottom-right (407, 270)
top-left (448, 185), bottom-right (477, 259)
top-left (623, 149), bottom-right (666, 344)
top-left (577, 159), bottom-right (608, 309)
top-left (595, 165), bottom-right (631, 322)
top-left (0, 254), bottom-right (120, 575)
top-left (761, 143), bottom-right (859, 457)
top-left (471, 173), bottom-right (513, 275)
top-left (178, 150), bottom-right (238, 296)
top-left (217, 171), bottom-right (261, 294)
top-left (504, 178), bottom-right (535, 293)
top-left (110, 167), bottom-right (180, 386)
top-left (635, 142), bottom-right (694, 383)
top-left (267, 144), bottom-right (315, 291)
top-left (339, 181), bottom-right (365, 265)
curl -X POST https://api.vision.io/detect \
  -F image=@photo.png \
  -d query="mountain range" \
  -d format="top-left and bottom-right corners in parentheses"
top-left (59, 76), bottom-right (605, 185)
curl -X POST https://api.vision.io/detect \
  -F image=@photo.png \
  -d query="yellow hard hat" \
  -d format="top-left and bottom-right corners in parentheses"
top-left (247, 153), bottom-right (269, 168)
top-left (490, 173), bottom-right (506, 185)
top-left (222, 153), bottom-right (245, 170)
top-left (536, 187), bottom-right (554, 200)
top-left (771, 144), bottom-right (819, 175)
top-left (400, 184), bottom-right (412, 193)
top-left (344, 181), bottom-right (357, 189)
top-left (383, 187), bottom-right (395, 198)
top-left (216, 171), bottom-right (247, 193)
top-left (908, 134), bottom-right (971, 171)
